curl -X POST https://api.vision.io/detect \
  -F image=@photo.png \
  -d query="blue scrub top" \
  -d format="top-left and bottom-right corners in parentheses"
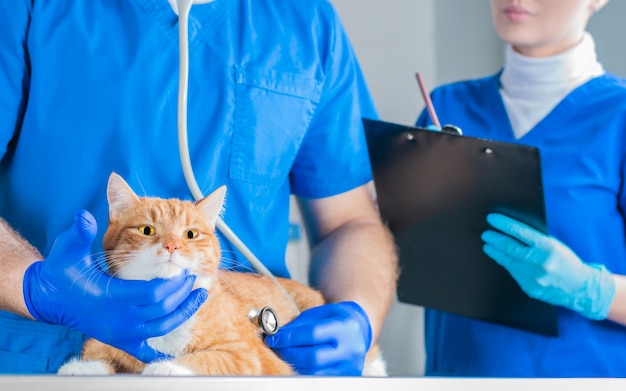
top-left (0, 0), bottom-right (375, 373)
top-left (417, 72), bottom-right (626, 377)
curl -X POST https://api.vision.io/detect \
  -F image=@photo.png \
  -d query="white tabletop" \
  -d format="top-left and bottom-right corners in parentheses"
top-left (2, 376), bottom-right (626, 391)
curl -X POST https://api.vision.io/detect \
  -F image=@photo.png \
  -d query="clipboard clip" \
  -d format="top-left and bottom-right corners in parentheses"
top-left (441, 124), bottom-right (463, 135)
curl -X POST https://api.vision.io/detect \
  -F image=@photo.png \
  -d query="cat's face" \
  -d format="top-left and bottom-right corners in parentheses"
top-left (102, 173), bottom-right (225, 283)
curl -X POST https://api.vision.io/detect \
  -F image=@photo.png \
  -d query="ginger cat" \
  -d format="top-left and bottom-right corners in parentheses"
top-left (58, 172), bottom-right (386, 376)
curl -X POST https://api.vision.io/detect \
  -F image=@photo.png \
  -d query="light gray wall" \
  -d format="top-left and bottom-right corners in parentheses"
top-left (305, 0), bottom-right (626, 377)
top-left (434, 0), bottom-right (503, 86)
top-left (330, 0), bottom-right (436, 126)
top-left (588, 0), bottom-right (626, 77)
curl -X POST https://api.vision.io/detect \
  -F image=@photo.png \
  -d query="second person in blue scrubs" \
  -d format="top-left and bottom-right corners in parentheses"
top-left (417, 0), bottom-right (626, 377)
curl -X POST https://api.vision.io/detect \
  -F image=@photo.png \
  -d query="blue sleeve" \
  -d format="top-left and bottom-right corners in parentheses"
top-left (0, 0), bottom-right (31, 159)
top-left (289, 3), bottom-right (375, 198)
top-left (416, 107), bottom-right (430, 127)
top-left (619, 130), bottom-right (626, 228)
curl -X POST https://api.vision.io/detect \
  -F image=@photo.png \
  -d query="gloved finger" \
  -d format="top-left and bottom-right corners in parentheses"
top-left (339, 301), bottom-right (373, 349)
top-left (290, 303), bottom-right (350, 324)
top-left (287, 302), bottom-right (365, 331)
top-left (153, 274), bottom-right (199, 311)
top-left (265, 304), bottom-right (347, 349)
top-left (149, 270), bottom-right (197, 303)
top-left (274, 343), bottom-right (365, 376)
top-left (265, 316), bottom-right (338, 349)
top-left (484, 243), bottom-right (528, 270)
top-left (272, 344), bottom-right (335, 373)
top-left (141, 287), bottom-right (208, 337)
top-left (131, 341), bottom-right (173, 364)
top-left (484, 243), bottom-right (551, 283)
top-left (486, 213), bottom-right (549, 247)
top-left (311, 363), bottom-right (363, 376)
top-left (481, 230), bottom-right (534, 261)
top-left (132, 275), bottom-right (201, 320)
top-left (105, 271), bottom-right (195, 306)
top-left (71, 209), bottom-right (98, 242)
top-left (265, 323), bottom-right (320, 349)
top-left (47, 210), bottom-right (97, 264)
top-left (483, 229), bottom-right (555, 268)
top-left (311, 314), bottom-right (366, 346)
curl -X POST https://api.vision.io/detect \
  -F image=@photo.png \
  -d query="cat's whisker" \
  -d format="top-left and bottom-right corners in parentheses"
top-left (91, 251), bottom-right (139, 295)
top-left (215, 270), bottom-right (241, 295)
top-left (217, 253), bottom-right (258, 274)
top-left (95, 250), bottom-right (138, 279)
top-left (226, 264), bottom-right (257, 274)
top-left (70, 260), bottom-right (110, 295)
top-left (132, 173), bottom-right (148, 198)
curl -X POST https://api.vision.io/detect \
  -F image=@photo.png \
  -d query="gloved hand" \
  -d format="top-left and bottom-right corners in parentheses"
top-left (481, 213), bottom-right (615, 320)
top-left (22, 209), bottom-right (208, 362)
top-left (265, 301), bottom-right (372, 376)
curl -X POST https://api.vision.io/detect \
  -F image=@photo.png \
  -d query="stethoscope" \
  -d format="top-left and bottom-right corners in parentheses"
top-left (248, 307), bottom-right (280, 337)
top-left (175, 0), bottom-right (298, 334)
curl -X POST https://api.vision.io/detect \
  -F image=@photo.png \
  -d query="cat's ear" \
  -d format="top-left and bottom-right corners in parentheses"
top-left (196, 185), bottom-right (226, 228)
top-left (107, 172), bottom-right (140, 220)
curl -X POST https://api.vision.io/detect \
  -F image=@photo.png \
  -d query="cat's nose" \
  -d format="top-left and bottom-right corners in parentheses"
top-left (163, 240), bottom-right (181, 254)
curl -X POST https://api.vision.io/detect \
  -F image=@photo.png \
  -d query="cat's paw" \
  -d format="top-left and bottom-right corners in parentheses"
top-left (57, 358), bottom-right (112, 376)
top-left (142, 361), bottom-right (194, 376)
top-left (362, 351), bottom-right (388, 377)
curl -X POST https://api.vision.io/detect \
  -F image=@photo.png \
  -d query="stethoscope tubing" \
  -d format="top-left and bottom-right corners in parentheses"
top-left (176, 0), bottom-right (300, 315)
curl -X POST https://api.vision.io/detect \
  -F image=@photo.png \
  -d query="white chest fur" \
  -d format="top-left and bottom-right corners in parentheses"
top-left (147, 315), bottom-right (197, 357)
top-left (128, 263), bottom-right (214, 358)
top-left (145, 275), bottom-right (213, 357)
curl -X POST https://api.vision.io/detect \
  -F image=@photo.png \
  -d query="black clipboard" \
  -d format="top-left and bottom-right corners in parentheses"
top-left (363, 118), bottom-right (558, 336)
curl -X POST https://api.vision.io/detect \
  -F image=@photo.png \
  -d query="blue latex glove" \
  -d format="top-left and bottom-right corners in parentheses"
top-left (482, 213), bottom-right (615, 320)
top-left (265, 301), bottom-right (372, 376)
top-left (22, 209), bottom-right (208, 362)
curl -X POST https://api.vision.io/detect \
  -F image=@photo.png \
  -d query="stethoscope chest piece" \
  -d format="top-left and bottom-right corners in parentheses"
top-left (248, 307), bottom-right (280, 336)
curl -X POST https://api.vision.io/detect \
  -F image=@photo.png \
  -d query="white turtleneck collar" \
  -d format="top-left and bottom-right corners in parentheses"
top-left (499, 32), bottom-right (604, 139)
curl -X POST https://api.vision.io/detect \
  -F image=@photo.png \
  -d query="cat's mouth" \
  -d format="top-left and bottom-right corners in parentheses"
top-left (155, 253), bottom-right (190, 277)
top-left (114, 247), bottom-right (192, 280)
top-left (154, 261), bottom-right (185, 279)
top-left (116, 257), bottom-right (185, 281)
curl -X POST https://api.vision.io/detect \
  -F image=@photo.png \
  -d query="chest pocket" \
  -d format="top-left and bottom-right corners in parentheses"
top-left (230, 66), bottom-right (322, 186)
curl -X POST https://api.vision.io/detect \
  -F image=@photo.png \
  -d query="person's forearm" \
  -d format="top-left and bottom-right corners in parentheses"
top-left (0, 217), bottom-right (40, 318)
top-left (309, 217), bottom-right (398, 341)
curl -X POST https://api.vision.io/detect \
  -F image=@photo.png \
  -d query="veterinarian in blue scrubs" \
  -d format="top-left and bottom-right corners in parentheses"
top-left (417, 0), bottom-right (626, 377)
top-left (0, 0), bottom-right (397, 374)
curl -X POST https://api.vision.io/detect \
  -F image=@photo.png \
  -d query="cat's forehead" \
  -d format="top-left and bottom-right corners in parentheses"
top-left (127, 197), bottom-right (201, 222)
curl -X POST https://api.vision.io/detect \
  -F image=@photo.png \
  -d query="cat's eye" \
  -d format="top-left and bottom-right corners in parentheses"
top-left (138, 225), bottom-right (156, 236)
top-left (186, 230), bottom-right (199, 239)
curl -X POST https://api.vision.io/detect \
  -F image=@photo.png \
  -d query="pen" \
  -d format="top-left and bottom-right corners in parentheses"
top-left (415, 72), bottom-right (442, 129)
